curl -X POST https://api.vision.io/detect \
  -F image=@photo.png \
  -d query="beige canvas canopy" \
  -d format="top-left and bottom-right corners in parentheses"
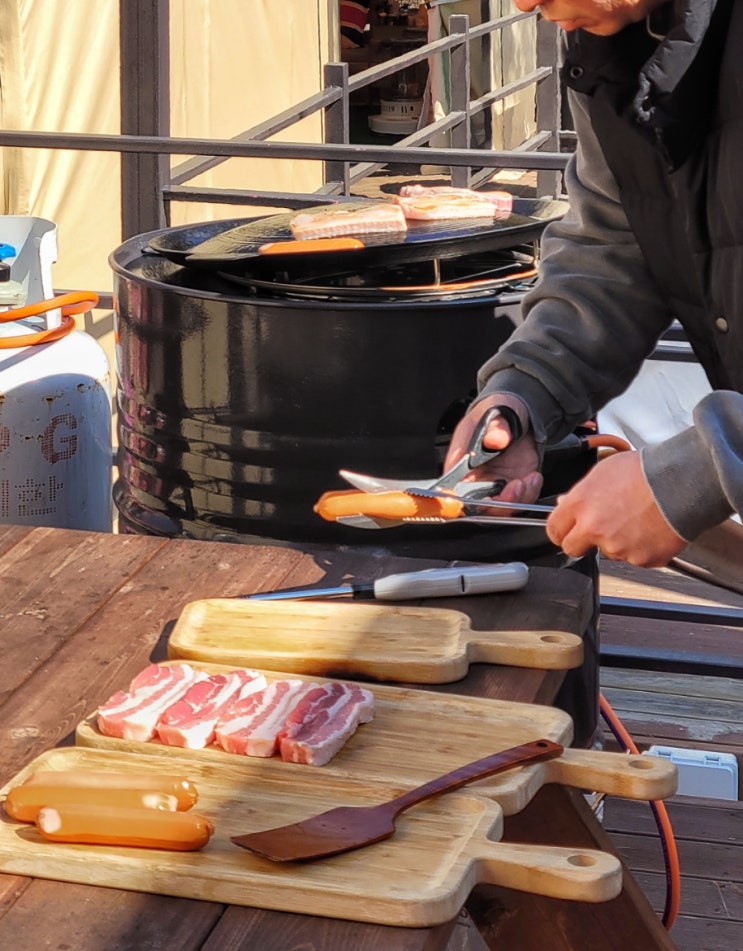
top-left (0, 0), bottom-right (336, 294)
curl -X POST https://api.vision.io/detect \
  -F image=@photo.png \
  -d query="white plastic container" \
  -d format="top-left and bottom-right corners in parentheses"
top-left (0, 217), bottom-right (112, 531)
top-left (645, 745), bottom-right (739, 801)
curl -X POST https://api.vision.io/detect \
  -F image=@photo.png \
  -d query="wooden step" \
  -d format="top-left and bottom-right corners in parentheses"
top-left (603, 795), bottom-right (743, 951)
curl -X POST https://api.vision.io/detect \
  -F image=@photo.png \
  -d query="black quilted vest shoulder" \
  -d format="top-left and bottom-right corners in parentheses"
top-left (562, 0), bottom-right (741, 390)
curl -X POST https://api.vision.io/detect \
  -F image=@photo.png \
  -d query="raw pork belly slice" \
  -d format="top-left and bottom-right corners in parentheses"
top-left (279, 681), bottom-right (375, 766)
top-left (289, 202), bottom-right (407, 240)
top-left (96, 663), bottom-right (206, 743)
top-left (155, 668), bottom-right (267, 749)
top-left (395, 185), bottom-right (513, 220)
top-left (214, 679), bottom-right (315, 757)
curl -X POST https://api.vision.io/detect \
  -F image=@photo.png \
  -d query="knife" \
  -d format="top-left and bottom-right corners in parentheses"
top-left (242, 562), bottom-right (529, 601)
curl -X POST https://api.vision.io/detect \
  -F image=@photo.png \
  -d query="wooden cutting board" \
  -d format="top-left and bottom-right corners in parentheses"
top-left (1, 670), bottom-right (676, 927)
top-left (75, 664), bottom-right (676, 816)
top-left (167, 597), bottom-right (586, 681)
top-left (0, 747), bottom-right (624, 927)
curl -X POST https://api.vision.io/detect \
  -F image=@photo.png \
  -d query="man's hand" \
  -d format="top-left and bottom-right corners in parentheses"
top-left (444, 395), bottom-right (543, 505)
top-left (546, 449), bottom-right (686, 566)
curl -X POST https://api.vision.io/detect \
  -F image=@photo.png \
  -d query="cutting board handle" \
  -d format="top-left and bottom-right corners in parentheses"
top-left (545, 748), bottom-right (678, 800)
top-left (466, 629), bottom-right (584, 670)
top-left (474, 840), bottom-right (622, 903)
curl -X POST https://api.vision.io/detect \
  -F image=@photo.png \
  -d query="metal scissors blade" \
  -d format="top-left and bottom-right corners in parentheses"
top-left (339, 469), bottom-right (497, 497)
top-left (339, 404), bottom-right (521, 497)
top-left (335, 514), bottom-right (551, 529)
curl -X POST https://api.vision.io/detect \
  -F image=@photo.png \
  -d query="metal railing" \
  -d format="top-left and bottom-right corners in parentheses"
top-left (0, 4), bottom-right (568, 239)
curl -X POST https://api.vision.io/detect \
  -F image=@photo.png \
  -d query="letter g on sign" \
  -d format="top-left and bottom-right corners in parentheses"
top-left (41, 413), bottom-right (78, 463)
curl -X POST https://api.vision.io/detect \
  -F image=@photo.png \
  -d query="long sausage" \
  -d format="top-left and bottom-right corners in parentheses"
top-left (22, 770), bottom-right (199, 810)
top-left (35, 803), bottom-right (214, 850)
top-left (4, 784), bottom-right (179, 823)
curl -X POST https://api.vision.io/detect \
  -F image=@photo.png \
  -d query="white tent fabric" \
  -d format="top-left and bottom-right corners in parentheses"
top-left (598, 359), bottom-right (712, 450)
top-left (0, 0), bottom-right (333, 294)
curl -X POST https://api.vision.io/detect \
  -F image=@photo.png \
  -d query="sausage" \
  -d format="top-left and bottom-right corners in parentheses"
top-left (4, 784), bottom-right (179, 823)
top-left (35, 803), bottom-right (214, 850)
top-left (22, 770), bottom-right (199, 810)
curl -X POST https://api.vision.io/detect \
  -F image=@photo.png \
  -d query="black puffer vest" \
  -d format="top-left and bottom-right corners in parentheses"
top-left (562, 0), bottom-right (741, 391)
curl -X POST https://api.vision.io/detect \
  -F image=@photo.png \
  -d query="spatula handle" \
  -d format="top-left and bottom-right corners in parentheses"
top-left (387, 739), bottom-right (563, 818)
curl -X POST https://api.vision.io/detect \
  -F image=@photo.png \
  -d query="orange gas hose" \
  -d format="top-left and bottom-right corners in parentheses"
top-left (585, 433), bottom-right (634, 454)
top-left (0, 291), bottom-right (99, 348)
top-left (600, 693), bottom-right (681, 930)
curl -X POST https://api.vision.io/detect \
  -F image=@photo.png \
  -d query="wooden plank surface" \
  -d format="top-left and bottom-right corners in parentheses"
top-left (599, 555), bottom-right (743, 951)
top-left (604, 795), bottom-right (743, 951)
top-left (0, 526), bottom-right (678, 950)
top-left (600, 668), bottom-right (743, 754)
top-left (600, 559), bottom-right (743, 609)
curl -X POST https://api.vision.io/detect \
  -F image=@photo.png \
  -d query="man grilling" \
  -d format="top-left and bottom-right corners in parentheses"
top-left (445, 0), bottom-right (741, 568)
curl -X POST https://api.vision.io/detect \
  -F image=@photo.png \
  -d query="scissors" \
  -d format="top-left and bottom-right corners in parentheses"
top-left (314, 405), bottom-right (555, 530)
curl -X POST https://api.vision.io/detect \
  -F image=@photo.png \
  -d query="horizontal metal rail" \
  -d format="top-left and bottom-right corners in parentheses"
top-left (600, 595), bottom-right (743, 678)
top-left (169, 87), bottom-right (343, 186)
top-left (0, 130), bottom-right (567, 168)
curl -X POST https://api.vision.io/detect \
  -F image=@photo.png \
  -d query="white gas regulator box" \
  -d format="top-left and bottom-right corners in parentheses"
top-left (645, 745), bottom-right (739, 801)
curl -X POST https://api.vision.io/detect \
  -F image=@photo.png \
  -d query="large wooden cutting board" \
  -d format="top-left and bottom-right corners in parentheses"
top-left (75, 664), bottom-right (676, 816)
top-left (0, 747), bottom-right (623, 927)
top-left (167, 597), bottom-right (585, 681)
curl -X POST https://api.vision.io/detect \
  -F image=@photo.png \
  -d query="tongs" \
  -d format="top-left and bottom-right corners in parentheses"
top-left (314, 405), bottom-right (555, 530)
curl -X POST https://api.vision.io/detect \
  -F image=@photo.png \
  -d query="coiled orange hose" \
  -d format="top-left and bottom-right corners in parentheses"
top-left (0, 291), bottom-right (99, 349)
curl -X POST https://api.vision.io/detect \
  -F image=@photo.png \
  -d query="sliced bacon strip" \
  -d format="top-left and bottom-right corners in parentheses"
top-left (214, 679), bottom-right (315, 757)
top-left (396, 185), bottom-right (513, 219)
top-left (289, 203), bottom-right (407, 240)
top-left (96, 663), bottom-right (206, 743)
top-left (155, 668), bottom-right (267, 750)
top-left (279, 681), bottom-right (375, 766)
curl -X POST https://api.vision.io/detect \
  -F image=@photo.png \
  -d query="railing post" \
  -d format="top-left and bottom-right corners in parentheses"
top-left (323, 62), bottom-right (350, 195)
top-left (119, 0), bottom-right (170, 238)
top-left (535, 16), bottom-right (562, 197)
top-left (448, 14), bottom-right (471, 188)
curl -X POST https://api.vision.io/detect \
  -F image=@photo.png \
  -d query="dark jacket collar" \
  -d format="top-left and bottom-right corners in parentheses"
top-left (563, 0), bottom-right (731, 167)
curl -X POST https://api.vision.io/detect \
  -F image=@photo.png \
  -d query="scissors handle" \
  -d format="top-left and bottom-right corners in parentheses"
top-left (432, 405), bottom-right (523, 490)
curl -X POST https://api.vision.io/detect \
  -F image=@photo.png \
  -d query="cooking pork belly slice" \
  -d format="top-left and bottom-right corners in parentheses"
top-left (214, 679), bottom-right (316, 757)
top-left (279, 681), bottom-right (375, 767)
top-left (155, 668), bottom-right (267, 750)
top-left (396, 185), bottom-right (513, 219)
top-left (96, 663), bottom-right (207, 743)
top-left (289, 202), bottom-right (407, 240)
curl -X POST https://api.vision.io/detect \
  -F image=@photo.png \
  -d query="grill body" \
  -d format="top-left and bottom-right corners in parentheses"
top-left (111, 234), bottom-right (531, 553)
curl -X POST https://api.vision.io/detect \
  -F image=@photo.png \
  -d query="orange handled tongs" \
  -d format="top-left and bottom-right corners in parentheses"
top-left (314, 406), bottom-right (555, 530)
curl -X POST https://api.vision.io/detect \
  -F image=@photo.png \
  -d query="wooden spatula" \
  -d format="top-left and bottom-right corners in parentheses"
top-left (230, 738), bottom-right (563, 862)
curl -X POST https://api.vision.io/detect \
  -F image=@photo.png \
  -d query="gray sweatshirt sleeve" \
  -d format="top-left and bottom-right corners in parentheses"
top-left (476, 89), bottom-right (741, 542)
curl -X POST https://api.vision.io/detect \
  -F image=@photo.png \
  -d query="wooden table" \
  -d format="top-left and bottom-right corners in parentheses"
top-left (0, 525), bottom-right (677, 950)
